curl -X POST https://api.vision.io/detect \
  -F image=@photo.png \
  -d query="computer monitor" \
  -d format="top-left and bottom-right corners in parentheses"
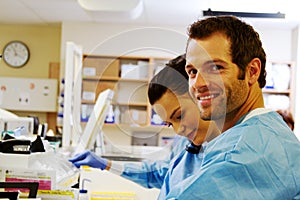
top-left (62, 42), bottom-right (83, 147)
top-left (74, 89), bottom-right (114, 155)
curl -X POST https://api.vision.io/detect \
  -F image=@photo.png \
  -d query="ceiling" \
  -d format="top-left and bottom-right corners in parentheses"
top-left (0, 0), bottom-right (299, 29)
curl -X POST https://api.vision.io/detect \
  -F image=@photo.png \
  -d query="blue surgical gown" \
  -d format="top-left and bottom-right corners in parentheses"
top-left (121, 135), bottom-right (189, 188)
top-left (159, 111), bottom-right (300, 199)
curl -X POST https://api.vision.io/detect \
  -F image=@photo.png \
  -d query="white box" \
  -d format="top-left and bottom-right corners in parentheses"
top-left (0, 153), bottom-right (32, 168)
top-left (0, 152), bottom-right (79, 190)
top-left (121, 62), bottom-right (148, 79)
top-left (0, 117), bottom-right (34, 135)
top-left (0, 167), bottom-right (56, 190)
top-left (0, 152), bottom-right (44, 168)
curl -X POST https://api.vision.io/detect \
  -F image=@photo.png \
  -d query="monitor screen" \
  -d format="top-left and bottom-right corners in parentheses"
top-left (74, 89), bottom-right (114, 155)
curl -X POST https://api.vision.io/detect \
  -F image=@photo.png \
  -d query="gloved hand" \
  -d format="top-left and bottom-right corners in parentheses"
top-left (68, 150), bottom-right (108, 170)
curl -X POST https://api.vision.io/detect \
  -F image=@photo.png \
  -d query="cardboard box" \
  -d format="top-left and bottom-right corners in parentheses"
top-left (83, 57), bottom-right (120, 78)
top-left (82, 81), bottom-right (116, 101)
top-left (116, 82), bottom-right (147, 103)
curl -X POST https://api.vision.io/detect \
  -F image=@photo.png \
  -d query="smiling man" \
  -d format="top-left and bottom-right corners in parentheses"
top-left (160, 16), bottom-right (300, 199)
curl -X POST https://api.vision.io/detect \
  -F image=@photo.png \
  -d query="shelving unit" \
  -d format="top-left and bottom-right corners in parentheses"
top-left (81, 54), bottom-right (171, 127)
top-left (80, 57), bottom-right (296, 127)
top-left (262, 60), bottom-right (295, 116)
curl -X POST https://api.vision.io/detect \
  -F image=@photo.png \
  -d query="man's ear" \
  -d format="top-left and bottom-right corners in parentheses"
top-left (247, 58), bottom-right (261, 86)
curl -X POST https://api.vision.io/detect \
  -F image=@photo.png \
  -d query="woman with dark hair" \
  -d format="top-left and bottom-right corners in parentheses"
top-left (70, 54), bottom-right (220, 189)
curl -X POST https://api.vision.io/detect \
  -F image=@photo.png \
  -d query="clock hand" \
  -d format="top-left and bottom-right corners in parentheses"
top-left (12, 46), bottom-right (18, 56)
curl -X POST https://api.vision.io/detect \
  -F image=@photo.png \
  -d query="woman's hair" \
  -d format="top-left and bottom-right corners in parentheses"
top-left (187, 15), bottom-right (267, 88)
top-left (148, 54), bottom-right (188, 105)
top-left (276, 109), bottom-right (294, 131)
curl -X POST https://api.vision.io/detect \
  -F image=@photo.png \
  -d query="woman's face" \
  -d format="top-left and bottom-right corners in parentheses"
top-left (153, 90), bottom-right (217, 145)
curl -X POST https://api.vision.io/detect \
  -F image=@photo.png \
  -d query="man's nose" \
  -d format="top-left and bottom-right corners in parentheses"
top-left (192, 72), bottom-right (208, 92)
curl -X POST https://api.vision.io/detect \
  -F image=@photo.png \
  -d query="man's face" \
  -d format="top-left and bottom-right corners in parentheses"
top-left (185, 33), bottom-right (249, 121)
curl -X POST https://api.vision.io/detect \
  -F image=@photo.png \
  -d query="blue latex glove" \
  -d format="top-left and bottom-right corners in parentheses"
top-left (69, 150), bottom-right (108, 170)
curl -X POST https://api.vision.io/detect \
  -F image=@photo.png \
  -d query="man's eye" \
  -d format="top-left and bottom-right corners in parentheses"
top-left (176, 114), bottom-right (182, 120)
top-left (164, 122), bottom-right (172, 127)
top-left (210, 65), bottom-right (223, 72)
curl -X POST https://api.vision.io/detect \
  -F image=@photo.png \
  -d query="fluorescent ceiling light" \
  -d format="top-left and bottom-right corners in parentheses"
top-left (78, 0), bottom-right (143, 19)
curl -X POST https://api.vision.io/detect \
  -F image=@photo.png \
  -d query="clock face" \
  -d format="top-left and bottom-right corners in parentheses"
top-left (3, 41), bottom-right (30, 68)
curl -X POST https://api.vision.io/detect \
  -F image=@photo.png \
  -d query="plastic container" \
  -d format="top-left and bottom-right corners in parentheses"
top-left (79, 189), bottom-right (89, 200)
top-left (79, 178), bottom-right (91, 200)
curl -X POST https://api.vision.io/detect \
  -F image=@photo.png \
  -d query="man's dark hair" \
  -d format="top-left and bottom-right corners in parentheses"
top-left (187, 16), bottom-right (267, 88)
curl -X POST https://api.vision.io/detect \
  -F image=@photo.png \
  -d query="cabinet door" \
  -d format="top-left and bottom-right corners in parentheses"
top-left (82, 56), bottom-right (120, 78)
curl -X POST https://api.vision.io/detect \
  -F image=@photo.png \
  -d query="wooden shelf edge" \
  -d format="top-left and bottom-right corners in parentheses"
top-left (102, 123), bottom-right (172, 130)
top-left (83, 76), bottom-right (119, 81)
top-left (81, 100), bottom-right (148, 107)
top-left (83, 76), bottom-right (149, 83)
top-left (262, 89), bottom-right (290, 94)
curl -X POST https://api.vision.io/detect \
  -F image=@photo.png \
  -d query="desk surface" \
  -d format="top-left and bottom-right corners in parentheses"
top-left (80, 168), bottom-right (160, 200)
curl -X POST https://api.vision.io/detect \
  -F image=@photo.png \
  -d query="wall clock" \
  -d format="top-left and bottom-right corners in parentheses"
top-left (2, 41), bottom-right (30, 68)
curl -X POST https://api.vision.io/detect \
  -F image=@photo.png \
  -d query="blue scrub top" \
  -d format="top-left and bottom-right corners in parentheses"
top-left (159, 111), bottom-right (300, 200)
top-left (121, 135), bottom-right (189, 189)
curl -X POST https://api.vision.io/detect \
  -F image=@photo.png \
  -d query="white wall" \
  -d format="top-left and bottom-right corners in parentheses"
top-left (258, 29), bottom-right (292, 61)
top-left (61, 21), bottom-right (294, 65)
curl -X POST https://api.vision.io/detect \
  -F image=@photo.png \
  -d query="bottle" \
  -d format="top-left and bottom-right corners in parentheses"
top-left (105, 105), bottom-right (114, 123)
top-left (78, 178), bottom-right (90, 200)
top-left (78, 189), bottom-right (89, 200)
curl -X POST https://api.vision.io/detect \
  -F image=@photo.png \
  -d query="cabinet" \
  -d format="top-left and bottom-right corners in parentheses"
top-left (81, 54), bottom-right (170, 128)
top-left (262, 60), bottom-right (295, 116)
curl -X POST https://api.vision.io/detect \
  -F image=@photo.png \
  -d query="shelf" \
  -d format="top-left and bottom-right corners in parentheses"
top-left (103, 123), bottom-right (172, 132)
top-left (81, 100), bottom-right (96, 104)
top-left (83, 76), bottom-right (120, 81)
top-left (263, 60), bottom-right (294, 115)
top-left (80, 55), bottom-right (176, 128)
top-left (118, 78), bottom-right (149, 83)
top-left (82, 100), bottom-right (148, 107)
top-left (262, 89), bottom-right (290, 94)
top-left (83, 76), bottom-right (149, 83)
top-left (115, 102), bottom-right (148, 107)
top-left (83, 54), bottom-right (151, 61)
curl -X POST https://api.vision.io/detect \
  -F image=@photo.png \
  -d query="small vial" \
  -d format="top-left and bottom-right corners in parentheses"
top-left (78, 189), bottom-right (89, 200)
top-left (114, 105), bottom-right (120, 123)
top-left (105, 105), bottom-right (114, 123)
top-left (78, 178), bottom-right (91, 200)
